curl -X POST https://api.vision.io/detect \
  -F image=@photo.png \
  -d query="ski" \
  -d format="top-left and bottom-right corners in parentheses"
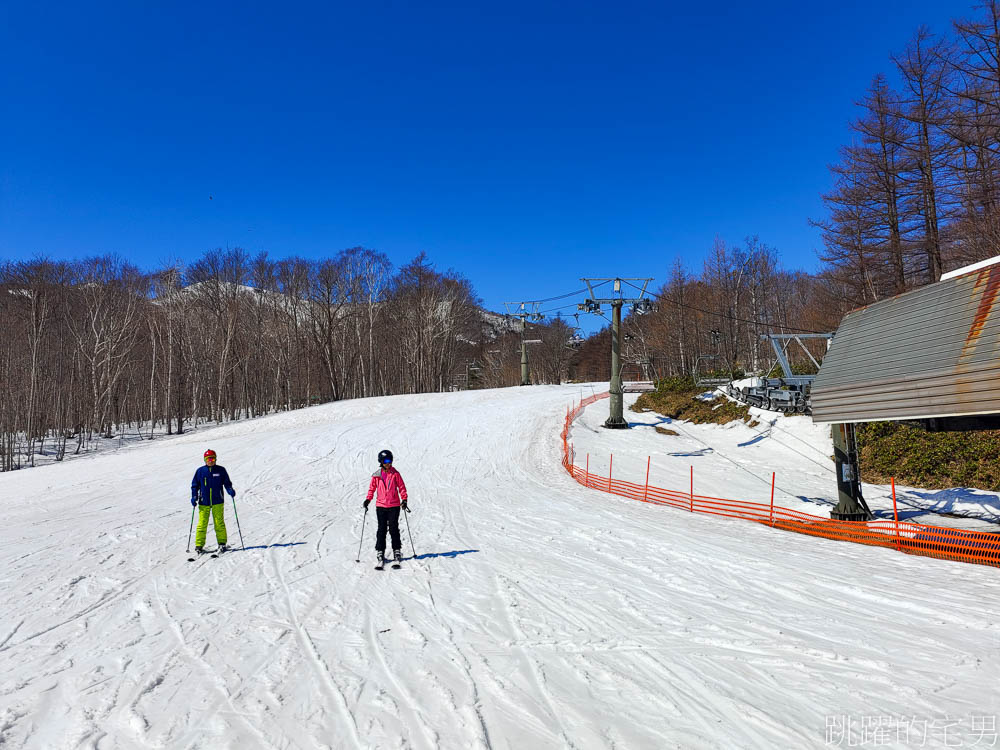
top-left (187, 548), bottom-right (218, 562)
top-left (391, 558), bottom-right (401, 569)
top-left (374, 560), bottom-right (385, 571)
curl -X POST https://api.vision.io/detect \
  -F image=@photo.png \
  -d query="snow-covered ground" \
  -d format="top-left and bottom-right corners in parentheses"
top-left (1, 385), bottom-right (999, 749)
top-left (573, 389), bottom-right (1000, 532)
top-left (6, 414), bottom-right (272, 472)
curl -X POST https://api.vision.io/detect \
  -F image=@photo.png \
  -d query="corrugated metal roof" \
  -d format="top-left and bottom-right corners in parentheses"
top-left (811, 265), bottom-right (1000, 423)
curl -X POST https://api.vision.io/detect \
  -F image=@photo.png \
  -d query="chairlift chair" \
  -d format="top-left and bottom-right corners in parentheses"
top-left (693, 354), bottom-right (730, 388)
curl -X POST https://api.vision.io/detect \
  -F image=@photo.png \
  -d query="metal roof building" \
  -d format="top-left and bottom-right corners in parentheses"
top-left (811, 259), bottom-right (1000, 424)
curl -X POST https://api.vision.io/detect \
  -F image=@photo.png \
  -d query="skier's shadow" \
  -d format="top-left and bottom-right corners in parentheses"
top-left (410, 549), bottom-right (478, 561)
top-left (240, 542), bottom-right (307, 551)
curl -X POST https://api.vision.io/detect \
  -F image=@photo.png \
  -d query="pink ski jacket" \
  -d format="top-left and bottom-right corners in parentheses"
top-left (366, 466), bottom-right (408, 508)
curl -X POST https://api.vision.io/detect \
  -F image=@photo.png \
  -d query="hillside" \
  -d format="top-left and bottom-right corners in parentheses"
top-left (1, 385), bottom-right (997, 749)
top-left (629, 380), bottom-right (1000, 526)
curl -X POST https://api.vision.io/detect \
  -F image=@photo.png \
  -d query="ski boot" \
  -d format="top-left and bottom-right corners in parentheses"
top-left (195, 546), bottom-right (205, 555)
top-left (391, 549), bottom-right (402, 569)
top-left (375, 551), bottom-right (385, 570)
top-left (218, 544), bottom-right (229, 554)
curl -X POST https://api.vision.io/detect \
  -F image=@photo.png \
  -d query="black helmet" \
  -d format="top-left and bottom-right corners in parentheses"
top-left (378, 449), bottom-right (393, 465)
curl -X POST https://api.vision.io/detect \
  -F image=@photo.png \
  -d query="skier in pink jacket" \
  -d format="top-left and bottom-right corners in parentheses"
top-left (364, 449), bottom-right (409, 569)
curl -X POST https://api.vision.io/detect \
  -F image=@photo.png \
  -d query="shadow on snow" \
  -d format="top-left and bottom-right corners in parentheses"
top-left (239, 542), bottom-right (307, 552)
top-left (904, 487), bottom-right (1000, 524)
top-left (409, 549), bottom-right (479, 561)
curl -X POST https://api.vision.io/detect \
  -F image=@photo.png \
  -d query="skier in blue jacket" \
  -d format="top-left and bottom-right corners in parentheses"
top-left (190, 448), bottom-right (235, 553)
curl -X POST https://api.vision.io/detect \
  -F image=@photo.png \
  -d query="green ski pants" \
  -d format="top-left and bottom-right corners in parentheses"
top-left (195, 503), bottom-right (228, 547)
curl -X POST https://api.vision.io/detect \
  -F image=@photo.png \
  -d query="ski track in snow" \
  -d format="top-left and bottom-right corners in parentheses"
top-left (1, 385), bottom-right (999, 749)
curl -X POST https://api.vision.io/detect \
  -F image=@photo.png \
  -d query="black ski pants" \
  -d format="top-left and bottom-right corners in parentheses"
top-left (374, 506), bottom-right (401, 553)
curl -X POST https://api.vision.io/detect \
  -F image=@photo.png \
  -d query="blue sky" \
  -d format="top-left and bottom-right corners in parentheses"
top-left (0, 1), bottom-right (966, 332)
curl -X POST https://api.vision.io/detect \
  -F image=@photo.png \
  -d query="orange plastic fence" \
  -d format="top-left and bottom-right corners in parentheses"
top-left (562, 392), bottom-right (1000, 569)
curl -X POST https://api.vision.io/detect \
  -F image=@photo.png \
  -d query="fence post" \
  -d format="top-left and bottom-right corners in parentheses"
top-left (586, 454), bottom-right (590, 488)
top-left (643, 456), bottom-right (650, 503)
top-left (770, 471), bottom-right (775, 527)
top-left (892, 477), bottom-right (901, 552)
top-left (690, 466), bottom-right (694, 512)
top-left (609, 453), bottom-right (614, 493)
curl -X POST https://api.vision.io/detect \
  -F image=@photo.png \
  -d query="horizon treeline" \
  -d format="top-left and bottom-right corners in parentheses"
top-left (0, 248), bottom-right (577, 471)
top-left (815, 1), bottom-right (1000, 304)
top-left (2, 235), bottom-right (832, 471)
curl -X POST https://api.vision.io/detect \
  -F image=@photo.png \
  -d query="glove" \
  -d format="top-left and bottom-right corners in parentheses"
top-left (363, 499), bottom-right (371, 509)
top-left (190, 496), bottom-right (197, 507)
top-left (401, 500), bottom-right (409, 511)
top-left (227, 488), bottom-right (236, 498)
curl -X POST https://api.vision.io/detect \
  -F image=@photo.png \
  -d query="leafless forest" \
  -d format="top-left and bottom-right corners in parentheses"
top-left (569, 236), bottom-right (835, 385)
top-left (815, 2), bottom-right (1000, 302)
top-left (4, 3), bottom-right (1000, 471)
top-left (0, 249), bottom-right (566, 470)
top-left (0, 236), bottom-right (844, 472)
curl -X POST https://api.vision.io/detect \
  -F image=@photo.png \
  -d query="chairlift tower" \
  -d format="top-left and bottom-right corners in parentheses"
top-left (579, 277), bottom-right (654, 428)
top-left (504, 302), bottom-right (544, 386)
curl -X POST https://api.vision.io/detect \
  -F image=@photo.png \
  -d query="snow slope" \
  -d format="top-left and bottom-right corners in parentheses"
top-left (1, 385), bottom-right (999, 749)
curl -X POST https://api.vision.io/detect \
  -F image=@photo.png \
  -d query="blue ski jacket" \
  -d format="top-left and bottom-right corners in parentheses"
top-left (191, 464), bottom-right (235, 506)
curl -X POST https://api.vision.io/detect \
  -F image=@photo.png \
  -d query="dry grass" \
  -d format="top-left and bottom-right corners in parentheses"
top-left (632, 388), bottom-right (752, 426)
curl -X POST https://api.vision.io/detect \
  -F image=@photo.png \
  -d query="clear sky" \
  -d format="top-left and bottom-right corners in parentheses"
top-left (0, 0), bottom-right (966, 332)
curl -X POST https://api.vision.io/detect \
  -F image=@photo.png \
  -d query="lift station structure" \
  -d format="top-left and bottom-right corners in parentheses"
top-left (811, 257), bottom-right (1000, 521)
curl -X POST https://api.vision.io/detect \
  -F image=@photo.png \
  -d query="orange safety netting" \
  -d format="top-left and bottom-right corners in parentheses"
top-left (562, 392), bottom-right (1000, 569)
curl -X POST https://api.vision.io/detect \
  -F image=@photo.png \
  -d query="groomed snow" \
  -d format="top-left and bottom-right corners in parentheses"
top-left (1, 384), bottom-right (998, 749)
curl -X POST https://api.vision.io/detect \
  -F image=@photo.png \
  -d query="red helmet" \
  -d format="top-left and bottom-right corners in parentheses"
top-left (203, 449), bottom-right (217, 460)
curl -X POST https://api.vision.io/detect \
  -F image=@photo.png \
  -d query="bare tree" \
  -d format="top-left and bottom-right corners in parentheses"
top-left (66, 256), bottom-right (147, 438)
top-left (894, 27), bottom-right (955, 283)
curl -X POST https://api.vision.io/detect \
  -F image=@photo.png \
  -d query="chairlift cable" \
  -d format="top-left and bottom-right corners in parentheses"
top-left (537, 302), bottom-right (581, 316)
top-left (524, 281), bottom-right (610, 306)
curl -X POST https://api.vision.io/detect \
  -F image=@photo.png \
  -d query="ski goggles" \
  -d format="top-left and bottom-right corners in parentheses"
top-left (205, 456), bottom-right (216, 462)
top-left (381, 458), bottom-right (392, 464)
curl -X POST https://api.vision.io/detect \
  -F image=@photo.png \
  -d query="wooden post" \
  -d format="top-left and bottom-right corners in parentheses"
top-left (643, 456), bottom-right (650, 502)
top-left (609, 453), bottom-right (614, 493)
top-left (770, 471), bottom-right (775, 527)
top-left (892, 477), bottom-right (900, 551)
top-left (586, 454), bottom-right (590, 488)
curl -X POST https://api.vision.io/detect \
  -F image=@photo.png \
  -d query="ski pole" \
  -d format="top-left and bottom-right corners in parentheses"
top-left (402, 505), bottom-right (416, 558)
top-left (186, 503), bottom-right (196, 553)
top-left (231, 495), bottom-right (246, 551)
top-left (355, 506), bottom-right (368, 562)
